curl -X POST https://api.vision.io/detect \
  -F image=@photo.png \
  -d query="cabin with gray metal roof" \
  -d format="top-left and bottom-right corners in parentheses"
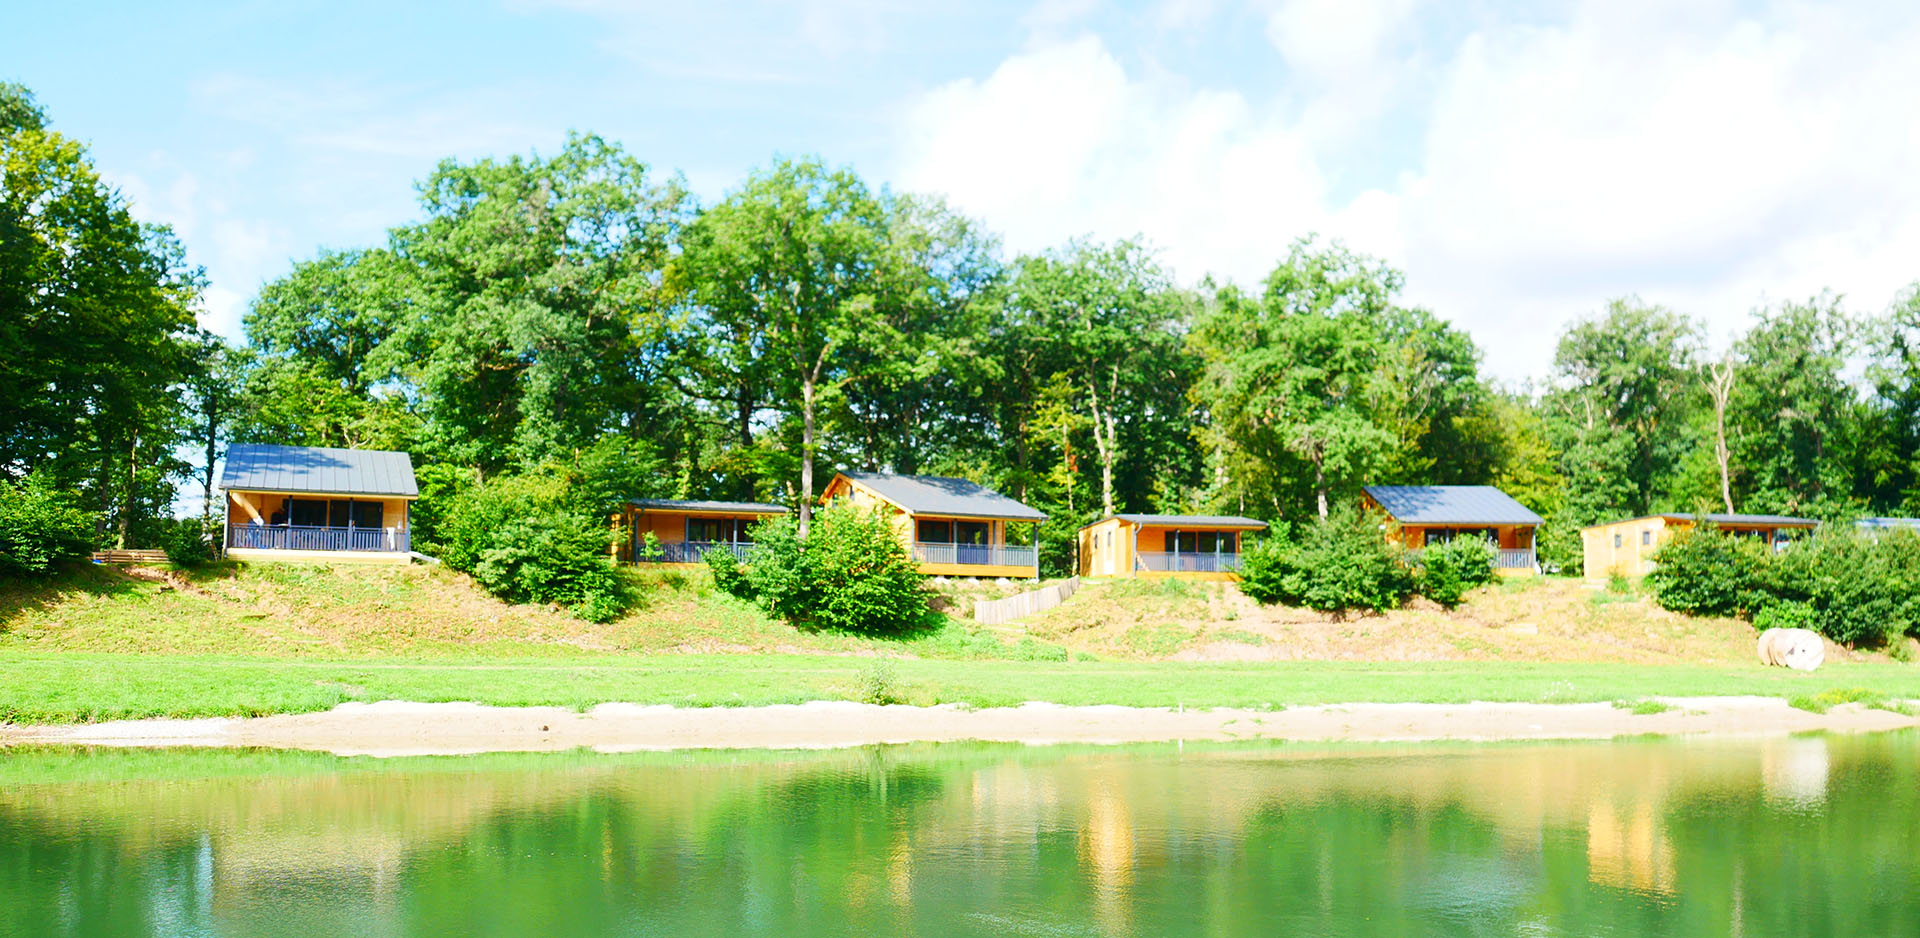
top-left (1362, 485), bottom-right (1542, 575)
top-left (822, 471), bottom-right (1045, 577)
top-left (220, 444), bottom-right (418, 562)
top-left (1580, 511), bottom-right (1817, 580)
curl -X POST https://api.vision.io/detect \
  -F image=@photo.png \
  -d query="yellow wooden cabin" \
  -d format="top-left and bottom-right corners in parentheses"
top-left (1580, 513), bottom-right (1818, 580)
top-left (820, 471), bottom-right (1045, 578)
top-left (1077, 514), bottom-right (1267, 581)
top-left (1362, 485), bottom-right (1543, 576)
top-left (221, 444), bottom-right (417, 564)
top-left (615, 498), bottom-right (789, 566)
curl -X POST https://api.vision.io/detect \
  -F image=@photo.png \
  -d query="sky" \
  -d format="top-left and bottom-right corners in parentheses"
top-left (7, 0), bottom-right (1920, 382)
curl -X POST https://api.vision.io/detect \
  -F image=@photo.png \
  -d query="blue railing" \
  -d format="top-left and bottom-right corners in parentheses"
top-left (227, 524), bottom-right (410, 553)
top-left (913, 542), bottom-right (1039, 569)
top-left (635, 540), bottom-right (756, 564)
top-left (1135, 551), bottom-right (1243, 573)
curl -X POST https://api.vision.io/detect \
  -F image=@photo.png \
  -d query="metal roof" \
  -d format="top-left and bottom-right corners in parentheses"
top-left (1083, 513), bottom-right (1268, 530)
top-left (220, 444), bottom-right (418, 497)
top-left (1857, 517), bottom-right (1920, 529)
top-left (630, 498), bottom-right (788, 515)
top-left (1582, 512), bottom-right (1821, 530)
top-left (836, 471), bottom-right (1047, 521)
top-left (1363, 485), bottom-right (1543, 525)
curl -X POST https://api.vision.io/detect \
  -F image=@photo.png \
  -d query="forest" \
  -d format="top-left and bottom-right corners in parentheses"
top-left (8, 80), bottom-right (1920, 576)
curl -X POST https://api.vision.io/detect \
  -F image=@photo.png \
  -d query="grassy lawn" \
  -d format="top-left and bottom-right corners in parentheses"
top-left (7, 649), bottom-right (1920, 725)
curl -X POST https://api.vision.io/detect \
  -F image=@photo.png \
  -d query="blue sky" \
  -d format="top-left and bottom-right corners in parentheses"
top-left (9, 0), bottom-right (1920, 380)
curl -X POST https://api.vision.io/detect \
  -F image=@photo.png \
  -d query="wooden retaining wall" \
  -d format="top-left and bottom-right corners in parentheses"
top-left (973, 577), bottom-right (1080, 626)
top-left (90, 549), bottom-right (170, 564)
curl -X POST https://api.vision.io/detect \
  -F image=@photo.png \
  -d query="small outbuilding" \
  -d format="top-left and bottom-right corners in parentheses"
top-left (821, 471), bottom-right (1046, 578)
top-left (1077, 514), bottom-right (1268, 580)
top-left (1581, 513), bottom-right (1818, 580)
top-left (617, 498), bottom-right (789, 566)
top-left (1362, 484), bottom-right (1543, 575)
top-left (221, 443), bottom-right (417, 563)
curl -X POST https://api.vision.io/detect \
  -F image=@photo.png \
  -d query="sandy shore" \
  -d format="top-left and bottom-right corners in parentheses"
top-left (3, 696), bottom-right (1916, 756)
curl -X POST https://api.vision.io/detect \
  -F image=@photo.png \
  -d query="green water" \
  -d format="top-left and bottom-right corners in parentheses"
top-left (3, 733), bottom-right (1918, 937)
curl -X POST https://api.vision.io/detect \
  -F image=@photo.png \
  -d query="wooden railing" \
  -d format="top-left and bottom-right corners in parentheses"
top-left (1135, 551), bottom-right (1244, 573)
top-left (913, 542), bottom-right (1039, 569)
top-left (227, 524), bottom-right (410, 553)
top-left (636, 541), bottom-right (755, 564)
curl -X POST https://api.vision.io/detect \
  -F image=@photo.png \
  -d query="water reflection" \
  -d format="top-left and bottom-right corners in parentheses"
top-left (1, 732), bottom-right (1916, 938)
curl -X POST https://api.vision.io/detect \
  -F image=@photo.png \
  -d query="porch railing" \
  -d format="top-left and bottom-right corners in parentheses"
top-left (913, 542), bottom-right (1039, 569)
top-left (1496, 548), bottom-right (1537, 570)
top-left (227, 524), bottom-right (410, 553)
top-left (636, 540), bottom-right (756, 564)
top-left (1135, 551), bottom-right (1244, 573)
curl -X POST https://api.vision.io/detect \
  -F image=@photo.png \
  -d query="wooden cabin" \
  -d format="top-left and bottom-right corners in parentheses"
top-left (615, 498), bottom-right (788, 566)
top-left (1581, 513), bottom-right (1818, 580)
top-left (1362, 485), bottom-right (1543, 576)
top-left (221, 443), bottom-right (417, 563)
top-left (1077, 514), bottom-right (1267, 581)
top-left (821, 471), bottom-right (1046, 578)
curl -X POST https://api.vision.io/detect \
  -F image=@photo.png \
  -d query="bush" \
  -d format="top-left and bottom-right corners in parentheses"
top-left (1419, 537), bottom-right (1496, 609)
top-left (1239, 508), bottom-right (1415, 616)
top-left (1645, 527), bottom-right (1767, 617)
top-left (157, 517), bottom-right (217, 567)
top-left (740, 502), bottom-right (931, 634)
top-left (704, 544), bottom-right (753, 599)
top-left (0, 475), bottom-right (97, 576)
top-left (439, 474), bottom-right (627, 622)
top-left (1753, 600), bottom-right (1817, 632)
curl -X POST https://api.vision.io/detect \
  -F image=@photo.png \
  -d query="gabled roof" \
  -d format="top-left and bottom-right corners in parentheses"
top-left (631, 498), bottom-right (787, 515)
top-left (221, 444), bottom-right (418, 497)
top-left (833, 471), bottom-right (1047, 521)
top-left (1082, 513), bottom-right (1268, 531)
top-left (1363, 485), bottom-right (1543, 525)
top-left (1585, 512), bottom-right (1820, 531)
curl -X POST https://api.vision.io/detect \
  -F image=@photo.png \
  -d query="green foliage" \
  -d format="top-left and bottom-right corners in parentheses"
top-left (856, 661), bottom-right (903, 705)
top-left (437, 474), bottom-right (627, 622)
top-left (1238, 509), bottom-right (1416, 616)
top-left (1645, 527), bottom-right (1767, 617)
top-left (0, 475), bottom-right (97, 576)
top-left (737, 502), bottom-right (931, 634)
top-left (1651, 526), bottom-right (1920, 646)
top-left (704, 545), bottom-right (753, 599)
top-left (1418, 537), bottom-right (1496, 609)
top-left (156, 517), bottom-right (216, 568)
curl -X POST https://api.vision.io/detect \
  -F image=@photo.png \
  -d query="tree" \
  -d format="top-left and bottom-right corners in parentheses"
top-left (0, 83), bottom-right (202, 547)
top-left (1729, 296), bottom-right (1858, 514)
top-left (676, 158), bottom-right (890, 537)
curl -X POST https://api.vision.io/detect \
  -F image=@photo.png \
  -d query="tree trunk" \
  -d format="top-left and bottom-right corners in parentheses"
top-left (118, 430), bottom-right (137, 549)
top-left (1708, 358), bottom-right (1736, 513)
top-left (1086, 367), bottom-right (1119, 516)
top-left (1313, 455), bottom-right (1329, 519)
top-left (799, 375), bottom-right (816, 539)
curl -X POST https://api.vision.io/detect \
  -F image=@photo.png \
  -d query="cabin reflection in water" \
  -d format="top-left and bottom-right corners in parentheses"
top-left (1, 732), bottom-right (1907, 938)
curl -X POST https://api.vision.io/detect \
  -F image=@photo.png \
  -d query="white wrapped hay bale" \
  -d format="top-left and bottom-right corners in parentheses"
top-left (1757, 627), bottom-right (1825, 671)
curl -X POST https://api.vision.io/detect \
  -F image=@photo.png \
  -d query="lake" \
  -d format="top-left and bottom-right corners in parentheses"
top-left (3, 732), bottom-right (1917, 937)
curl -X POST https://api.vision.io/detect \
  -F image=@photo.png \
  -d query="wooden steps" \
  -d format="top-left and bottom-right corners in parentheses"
top-left (90, 549), bottom-right (170, 564)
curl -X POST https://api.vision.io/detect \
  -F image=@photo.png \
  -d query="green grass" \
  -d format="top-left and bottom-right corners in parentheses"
top-left (1786, 686), bottom-right (1915, 714)
top-left (6, 650), bottom-right (1920, 725)
top-left (1611, 697), bottom-right (1674, 715)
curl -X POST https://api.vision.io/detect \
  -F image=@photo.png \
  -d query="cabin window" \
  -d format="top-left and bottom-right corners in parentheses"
top-left (288, 499), bottom-right (329, 527)
top-left (1641, 530), bottom-right (1651, 546)
top-left (917, 520), bottom-right (951, 543)
top-left (1614, 533), bottom-right (1622, 548)
top-left (1168, 531), bottom-right (1235, 554)
top-left (1425, 528), bottom-right (1495, 546)
top-left (956, 521), bottom-right (990, 545)
top-left (687, 517), bottom-right (728, 543)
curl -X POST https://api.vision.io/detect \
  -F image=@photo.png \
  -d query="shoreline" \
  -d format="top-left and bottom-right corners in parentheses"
top-left (4, 696), bottom-right (1916, 757)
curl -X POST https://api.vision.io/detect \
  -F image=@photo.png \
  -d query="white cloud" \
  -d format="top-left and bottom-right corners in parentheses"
top-left (892, 0), bottom-right (1920, 380)
top-left (894, 35), bottom-right (1391, 291)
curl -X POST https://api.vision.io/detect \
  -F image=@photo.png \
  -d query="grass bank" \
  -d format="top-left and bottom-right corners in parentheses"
top-left (7, 649), bottom-right (1920, 725)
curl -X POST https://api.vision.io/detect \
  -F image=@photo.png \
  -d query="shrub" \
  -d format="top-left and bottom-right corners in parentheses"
top-left (1238, 508), bottom-right (1415, 616)
top-left (0, 475), bottom-right (96, 576)
top-left (1418, 537), bottom-right (1496, 609)
top-left (439, 474), bottom-right (627, 622)
top-left (1752, 600), bottom-right (1817, 633)
top-left (742, 502), bottom-right (931, 634)
top-left (1646, 527), bottom-right (1767, 617)
top-left (157, 517), bottom-right (217, 567)
top-left (704, 544), bottom-right (754, 599)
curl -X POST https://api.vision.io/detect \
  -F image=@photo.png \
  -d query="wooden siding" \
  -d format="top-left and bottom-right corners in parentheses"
top-left (822, 473), bottom-right (1039, 578)
top-left (228, 491), bottom-right (410, 530)
top-left (1579, 517), bottom-right (1807, 580)
top-left (1078, 518), bottom-right (1249, 580)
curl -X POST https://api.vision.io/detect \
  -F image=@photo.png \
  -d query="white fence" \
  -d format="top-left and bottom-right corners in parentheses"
top-left (973, 577), bottom-right (1080, 627)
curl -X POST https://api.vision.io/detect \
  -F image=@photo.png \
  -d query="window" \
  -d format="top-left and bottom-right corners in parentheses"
top-left (1614, 533), bottom-right (1622, 549)
top-left (956, 521), bottom-right (990, 545)
top-left (352, 501), bottom-right (383, 528)
top-left (288, 499), bottom-right (328, 527)
top-left (687, 517), bottom-right (730, 543)
top-left (1168, 531), bottom-right (1235, 553)
top-left (1641, 530), bottom-right (1651, 546)
top-left (917, 519), bottom-right (951, 543)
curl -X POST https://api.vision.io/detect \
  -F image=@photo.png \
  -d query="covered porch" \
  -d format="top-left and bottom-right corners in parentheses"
top-left (911, 515), bottom-right (1041, 577)
top-left (1401, 524), bottom-right (1539, 574)
top-left (226, 490), bottom-right (412, 562)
